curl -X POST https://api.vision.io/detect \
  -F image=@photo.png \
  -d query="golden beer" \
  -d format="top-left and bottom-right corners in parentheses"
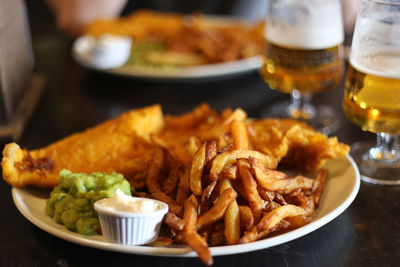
top-left (343, 62), bottom-right (400, 134)
top-left (260, 42), bottom-right (345, 94)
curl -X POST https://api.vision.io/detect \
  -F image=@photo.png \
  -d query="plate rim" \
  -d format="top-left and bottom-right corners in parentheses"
top-left (11, 155), bottom-right (360, 257)
top-left (72, 41), bottom-right (261, 80)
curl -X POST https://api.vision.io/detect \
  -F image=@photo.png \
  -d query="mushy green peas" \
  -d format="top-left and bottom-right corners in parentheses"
top-left (46, 169), bottom-right (131, 235)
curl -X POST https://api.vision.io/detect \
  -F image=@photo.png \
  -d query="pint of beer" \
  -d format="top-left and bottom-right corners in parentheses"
top-left (261, 0), bottom-right (345, 94)
top-left (343, 11), bottom-right (400, 134)
top-left (344, 54), bottom-right (400, 134)
top-left (342, 0), bottom-right (400, 185)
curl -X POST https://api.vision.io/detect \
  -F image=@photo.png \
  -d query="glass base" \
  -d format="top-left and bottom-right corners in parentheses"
top-left (260, 100), bottom-right (340, 135)
top-left (351, 141), bottom-right (400, 185)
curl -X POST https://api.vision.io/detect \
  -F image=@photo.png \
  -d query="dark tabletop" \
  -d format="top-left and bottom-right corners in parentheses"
top-left (1, 1), bottom-right (400, 267)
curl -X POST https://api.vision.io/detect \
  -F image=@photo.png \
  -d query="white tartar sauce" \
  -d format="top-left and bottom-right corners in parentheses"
top-left (97, 189), bottom-right (163, 213)
top-left (86, 34), bottom-right (132, 69)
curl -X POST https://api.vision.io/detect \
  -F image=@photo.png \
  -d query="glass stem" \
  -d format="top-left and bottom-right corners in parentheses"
top-left (288, 89), bottom-right (316, 119)
top-left (369, 133), bottom-right (400, 162)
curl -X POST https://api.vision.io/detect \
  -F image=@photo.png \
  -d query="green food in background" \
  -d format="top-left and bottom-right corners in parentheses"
top-left (46, 169), bottom-right (131, 235)
top-left (126, 41), bottom-right (167, 67)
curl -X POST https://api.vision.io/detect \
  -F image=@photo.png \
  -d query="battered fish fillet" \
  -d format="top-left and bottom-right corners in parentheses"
top-left (2, 105), bottom-right (164, 187)
top-left (249, 119), bottom-right (350, 170)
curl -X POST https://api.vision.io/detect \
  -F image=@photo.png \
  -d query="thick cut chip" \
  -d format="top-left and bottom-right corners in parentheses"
top-left (209, 150), bottom-right (277, 181)
top-left (196, 188), bottom-right (237, 230)
top-left (183, 195), bottom-right (213, 266)
top-left (256, 204), bottom-right (308, 233)
top-left (219, 179), bottom-right (240, 244)
top-left (237, 159), bottom-right (263, 222)
top-left (184, 136), bottom-right (201, 158)
top-left (201, 181), bottom-right (217, 207)
top-left (251, 158), bottom-right (315, 194)
top-left (221, 165), bottom-right (237, 180)
top-left (230, 119), bottom-right (249, 150)
top-left (190, 143), bottom-right (206, 196)
top-left (239, 205), bottom-right (254, 231)
top-left (240, 204), bottom-right (308, 244)
top-left (205, 140), bottom-right (217, 163)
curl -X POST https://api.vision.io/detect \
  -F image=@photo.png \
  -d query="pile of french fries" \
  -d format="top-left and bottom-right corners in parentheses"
top-left (134, 109), bottom-right (327, 266)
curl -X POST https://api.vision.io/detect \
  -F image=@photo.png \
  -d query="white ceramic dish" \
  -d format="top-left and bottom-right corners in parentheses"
top-left (87, 34), bottom-right (132, 69)
top-left (72, 15), bottom-right (262, 80)
top-left (95, 193), bottom-right (168, 245)
top-left (12, 155), bottom-right (359, 257)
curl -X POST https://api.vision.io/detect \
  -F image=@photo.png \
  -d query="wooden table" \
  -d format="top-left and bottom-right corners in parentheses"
top-left (1, 2), bottom-right (399, 266)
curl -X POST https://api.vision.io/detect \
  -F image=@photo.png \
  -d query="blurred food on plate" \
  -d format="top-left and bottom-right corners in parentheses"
top-left (84, 10), bottom-right (265, 68)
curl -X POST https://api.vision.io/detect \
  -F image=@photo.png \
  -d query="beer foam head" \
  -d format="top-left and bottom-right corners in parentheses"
top-left (350, 49), bottom-right (400, 79)
top-left (265, 0), bottom-right (344, 49)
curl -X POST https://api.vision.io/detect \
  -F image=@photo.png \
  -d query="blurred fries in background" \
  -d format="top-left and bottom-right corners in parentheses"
top-left (85, 9), bottom-right (265, 67)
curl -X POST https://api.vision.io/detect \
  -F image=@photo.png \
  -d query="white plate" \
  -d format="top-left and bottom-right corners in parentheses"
top-left (73, 39), bottom-right (261, 80)
top-left (12, 155), bottom-right (360, 257)
top-left (72, 16), bottom-right (262, 80)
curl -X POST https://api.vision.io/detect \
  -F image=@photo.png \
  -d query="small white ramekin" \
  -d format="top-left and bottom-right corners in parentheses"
top-left (90, 34), bottom-right (132, 69)
top-left (94, 198), bottom-right (168, 245)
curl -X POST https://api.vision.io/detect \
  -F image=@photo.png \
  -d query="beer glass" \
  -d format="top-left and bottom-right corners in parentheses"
top-left (343, 0), bottom-right (400, 185)
top-left (260, 0), bottom-right (345, 135)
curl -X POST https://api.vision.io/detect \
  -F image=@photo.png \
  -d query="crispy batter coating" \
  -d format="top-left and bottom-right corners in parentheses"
top-left (2, 105), bottom-right (164, 187)
top-left (249, 119), bottom-right (350, 170)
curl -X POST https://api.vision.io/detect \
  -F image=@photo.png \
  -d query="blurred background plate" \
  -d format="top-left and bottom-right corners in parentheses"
top-left (73, 42), bottom-right (261, 81)
top-left (72, 14), bottom-right (263, 81)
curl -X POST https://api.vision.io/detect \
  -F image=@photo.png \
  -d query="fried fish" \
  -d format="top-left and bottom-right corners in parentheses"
top-left (249, 118), bottom-right (350, 170)
top-left (2, 105), bottom-right (164, 187)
